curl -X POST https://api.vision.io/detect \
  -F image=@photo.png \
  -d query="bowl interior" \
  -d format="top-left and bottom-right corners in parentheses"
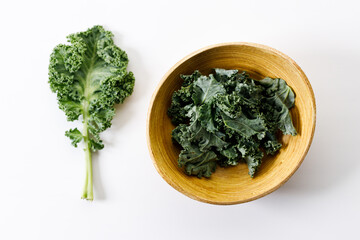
top-left (147, 43), bottom-right (315, 204)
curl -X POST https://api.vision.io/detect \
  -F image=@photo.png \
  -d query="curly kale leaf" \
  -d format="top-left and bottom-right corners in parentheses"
top-left (49, 26), bottom-right (134, 200)
top-left (168, 69), bottom-right (296, 178)
top-left (49, 25), bottom-right (134, 148)
top-left (263, 132), bottom-right (282, 155)
top-left (167, 85), bottom-right (193, 125)
top-left (192, 75), bottom-right (226, 105)
top-left (180, 70), bottom-right (202, 87)
top-left (198, 102), bottom-right (218, 133)
top-left (244, 149), bottom-right (264, 178)
top-left (258, 78), bottom-right (296, 135)
top-left (65, 128), bottom-right (83, 147)
top-left (219, 145), bottom-right (239, 166)
top-left (190, 123), bottom-right (228, 152)
top-left (222, 113), bottom-right (267, 139)
top-left (178, 145), bottom-right (217, 178)
top-left (172, 106), bottom-right (228, 153)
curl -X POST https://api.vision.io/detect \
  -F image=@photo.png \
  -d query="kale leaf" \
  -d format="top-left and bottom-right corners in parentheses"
top-left (49, 26), bottom-right (135, 200)
top-left (179, 145), bottom-right (218, 178)
top-left (168, 69), bottom-right (296, 178)
top-left (258, 78), bottom-right (297, 135)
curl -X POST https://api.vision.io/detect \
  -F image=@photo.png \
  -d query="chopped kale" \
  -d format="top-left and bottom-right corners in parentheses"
top-left (168, 69), bottom-right (296, 178)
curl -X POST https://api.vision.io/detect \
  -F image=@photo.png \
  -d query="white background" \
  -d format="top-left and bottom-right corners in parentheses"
top-left (1, 0), bottom-right (359, 239)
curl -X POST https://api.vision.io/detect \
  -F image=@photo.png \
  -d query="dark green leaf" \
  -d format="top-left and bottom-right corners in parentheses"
top-left (264, 132), bottom-right (282, 155)
top-left (258, 78), bottom-right (297, 135)
top-left (244, 149), bottom-right (264, 178)
top-left (192, 127), bottom-right (228, 152)
top-left (179, 145), bottom-right (217, 178)
top-left (198, 102), bottom-right (217, 133)
top-left (219, 145), bottom-right (240, 166)
top-left (180, 70), bottom-right (202, 87)
top-left (192, 75), bottom-right (226, 105)
top-left (222, 113), bottom-right (267, 138)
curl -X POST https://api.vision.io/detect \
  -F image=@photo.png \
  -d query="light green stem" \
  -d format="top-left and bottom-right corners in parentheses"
top-left (82, 139), bottom-right (93, 200)
top-left (81, 49), bottom-right (95, 200)
top-left (81, 102), bottom-right (93, 200)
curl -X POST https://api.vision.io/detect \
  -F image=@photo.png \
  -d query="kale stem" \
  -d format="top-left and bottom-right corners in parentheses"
top-left (81, 103), bottom-right (93, 201)
top-left (82, 139), bottom-right (93, 200)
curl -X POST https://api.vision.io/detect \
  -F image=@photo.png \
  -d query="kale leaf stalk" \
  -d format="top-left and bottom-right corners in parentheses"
top-left (81, 46), bottom-right (95, 200)
top-left (82, 97), bottom-right (93, 200)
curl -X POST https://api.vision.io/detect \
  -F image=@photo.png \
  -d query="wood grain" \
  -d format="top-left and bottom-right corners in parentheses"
top-left (147, 42), bottom-right (316, 205)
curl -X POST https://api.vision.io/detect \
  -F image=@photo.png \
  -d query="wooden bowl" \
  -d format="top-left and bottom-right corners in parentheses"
top-left (147, 43), bottom-right (316, 205)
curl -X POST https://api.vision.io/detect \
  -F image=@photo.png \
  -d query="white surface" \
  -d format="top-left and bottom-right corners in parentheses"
top-left (1, 0), bottom-right (359, 239)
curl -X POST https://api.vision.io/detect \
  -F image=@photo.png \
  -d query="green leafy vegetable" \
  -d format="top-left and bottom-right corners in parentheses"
top-left (179, 145), bottom-right (218, 178)
top-left (168, 69), bottom-right (296, 178)
top-left (49, 26), bottom-right (135, 200)
top-left (192, 75), bottom-right (226, 105)
top-left (258, 78), bottom-right (297, 136)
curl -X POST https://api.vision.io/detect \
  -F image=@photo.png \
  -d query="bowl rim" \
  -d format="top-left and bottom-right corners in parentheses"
top-left (146, 42), bottom-right (316, 205)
